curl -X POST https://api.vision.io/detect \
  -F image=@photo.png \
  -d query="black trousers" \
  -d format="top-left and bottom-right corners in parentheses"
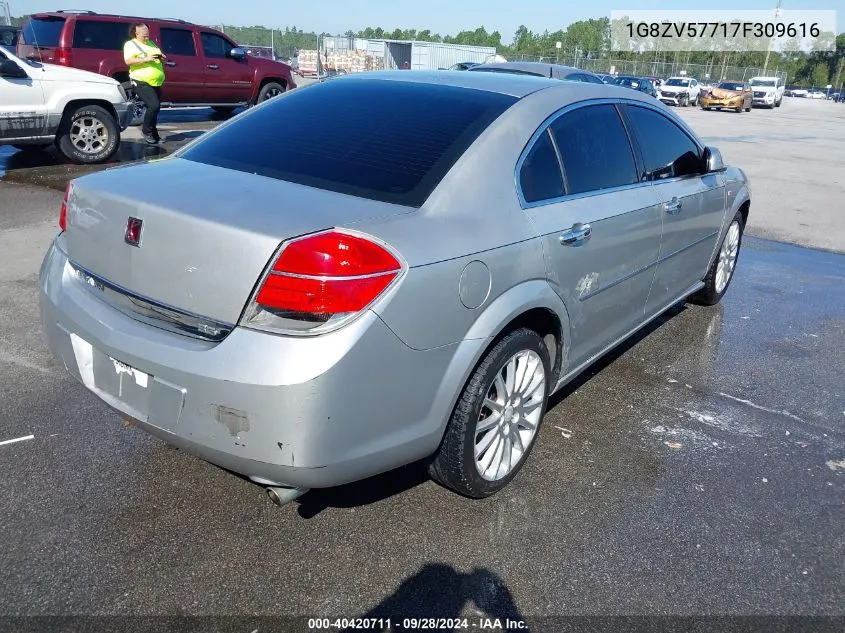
top-left (133, 81), bottom-right (161, 137)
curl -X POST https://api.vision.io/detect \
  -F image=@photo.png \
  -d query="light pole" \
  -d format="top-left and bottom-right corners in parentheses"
top-left (763, 0), bottom-right (783, 75)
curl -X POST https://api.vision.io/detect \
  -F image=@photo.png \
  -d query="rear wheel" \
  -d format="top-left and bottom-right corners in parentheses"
top-left (691, 210), bottom-right (744, 306)
top-left (56, 105), bottom-right (120, 164)
top-left (428, 328), bottom-right (551, 498)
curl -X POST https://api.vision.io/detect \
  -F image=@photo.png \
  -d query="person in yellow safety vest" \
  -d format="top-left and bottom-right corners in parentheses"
top-left (124, 23), bottom-right (166, 144)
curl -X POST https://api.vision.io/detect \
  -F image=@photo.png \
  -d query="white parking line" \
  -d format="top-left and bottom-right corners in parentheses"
top-left (0, 435), bottom-right (34, 446)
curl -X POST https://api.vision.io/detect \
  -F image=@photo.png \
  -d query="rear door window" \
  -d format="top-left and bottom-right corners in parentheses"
top-left (180, 79), bottom-right (517, 207)
top-left (72, 20), bottom-right (129, 50)
top-left (161, 28), bottom-right (196, 56)
top-left (21, 17), bottom-right (65, 47)
top-left (549, 104), bottom-right (639, 195)
top-left (519, 130), bottom-right (565, 203)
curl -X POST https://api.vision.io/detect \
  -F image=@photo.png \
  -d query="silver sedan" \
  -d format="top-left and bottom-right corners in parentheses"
top-left (39, 71), bottom-right (750, 504)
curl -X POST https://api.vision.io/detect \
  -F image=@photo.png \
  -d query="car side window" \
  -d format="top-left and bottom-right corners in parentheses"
top-left (72, 20), bottom-right (129, 50)
top-left (201, 32), bottom-right (232, 59)
top-left (623, 105), bottom-right (703, 180)
top-left (548, 104), bottom-right (638, 195)
top-left (519, 130), bottom-right (565, 203)
top-left (161, 28), bottom-right (196, 56)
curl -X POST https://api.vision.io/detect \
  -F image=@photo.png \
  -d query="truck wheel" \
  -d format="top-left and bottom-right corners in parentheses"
top-left (257, 82), bottom-right (285, 102)
top-left (56, 105), bottom-right (120, 165)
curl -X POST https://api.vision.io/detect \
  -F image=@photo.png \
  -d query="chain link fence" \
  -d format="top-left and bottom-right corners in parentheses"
top-left (508, 54), bottom-right (787, 84)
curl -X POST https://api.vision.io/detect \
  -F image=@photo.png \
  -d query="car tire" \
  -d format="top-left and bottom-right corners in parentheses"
top-left (690, 210), bottom-right (744, 306)
top-left (257, 81), bottom-right (286, 102)
top-left (428, 327), bottom-right (552, 498)
top-left (702, 106), bottom-right (711, 110)
top-left (55, 105), bottom-right (120, 165)
top-left (775, 98), bottom-right (782, 107)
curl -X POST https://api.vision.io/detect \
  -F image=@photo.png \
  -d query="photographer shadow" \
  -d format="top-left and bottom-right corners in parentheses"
top-left (344, 563), bottom-right (528, 632)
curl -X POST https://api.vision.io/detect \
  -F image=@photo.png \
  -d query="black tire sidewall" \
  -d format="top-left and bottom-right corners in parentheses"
top-left (258, 82), bottom-right (285, 102)
top-left (456, 329), bottom-right (552, 497)
top-left (57, 106), bottom-right (120, 164)
top-left (694, 211), bottom-right (744, 305)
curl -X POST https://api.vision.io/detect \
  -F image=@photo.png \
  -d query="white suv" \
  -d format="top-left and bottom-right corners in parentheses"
top-left (749, 76), bottom-right (784, 108)
top-left (658, 77), bottom-right (701, 107)
top-left (0, 47), bottom-right (131, 164)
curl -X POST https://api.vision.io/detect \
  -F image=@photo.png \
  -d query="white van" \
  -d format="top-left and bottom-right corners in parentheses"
top-left (0, 46), bottom-right (131, 163)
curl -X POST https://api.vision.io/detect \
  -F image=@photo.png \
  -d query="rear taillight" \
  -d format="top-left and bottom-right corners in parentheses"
top-left (59, 183), bottom-right (71, 231)
top-left (242, 230), bottom-right (403, 335)
top-left (54, 47), bottom-right (73, 66)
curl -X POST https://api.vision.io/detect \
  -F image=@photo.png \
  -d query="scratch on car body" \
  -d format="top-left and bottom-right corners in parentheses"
top-left (212, 405), bottom-right (250, 437)
top-left (576, 272), bottom-right (599, 298)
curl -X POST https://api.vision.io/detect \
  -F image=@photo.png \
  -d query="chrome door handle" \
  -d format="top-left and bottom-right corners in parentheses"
top-left (664, 198), bottom-right (682, 214)
top-left (207, 64), bottom-right (219, 70)
top-left (165, 60), bottom-right (176, 67)
top-left (559, 223), bottom-right (592, 246)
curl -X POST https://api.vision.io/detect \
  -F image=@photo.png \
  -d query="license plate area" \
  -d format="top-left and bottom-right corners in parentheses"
top-left (69, 332), bottom-right (185, 431)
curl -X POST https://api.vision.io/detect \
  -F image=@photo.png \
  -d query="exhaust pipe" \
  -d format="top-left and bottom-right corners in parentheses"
top-left (266, 486), bottom-right (308, 507)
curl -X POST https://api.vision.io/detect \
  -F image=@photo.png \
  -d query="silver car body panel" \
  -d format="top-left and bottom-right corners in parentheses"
top-left (39, 73), bottom-right (749, 489)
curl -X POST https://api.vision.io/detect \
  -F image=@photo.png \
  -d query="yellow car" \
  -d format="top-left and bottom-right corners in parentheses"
top-left (700, 81), bottom-right (753, 112)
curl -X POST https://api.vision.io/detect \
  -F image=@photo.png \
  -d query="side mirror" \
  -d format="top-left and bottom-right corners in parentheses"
top-left (229, 47), bottom-right (246, 61)
top-left (703, 146), bottom-right (726, 173)
top-left (0, 58), bottom-right (27, 78)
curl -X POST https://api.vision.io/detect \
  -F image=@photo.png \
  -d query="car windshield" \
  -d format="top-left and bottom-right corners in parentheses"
top-left (666, 78), bottom-right (689, 87)
top-left (614, 77), bottom-right (639, 87)
top-left (180, 79), bottom-right (518, 207)
top-left (719, 82), bottom-right (744, 90)
top-left (750, 79), bottom-right (776, 87)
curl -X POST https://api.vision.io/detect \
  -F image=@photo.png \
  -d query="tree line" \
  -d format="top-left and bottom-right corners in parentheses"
top-left (11, 15), bottom-right (844, 87)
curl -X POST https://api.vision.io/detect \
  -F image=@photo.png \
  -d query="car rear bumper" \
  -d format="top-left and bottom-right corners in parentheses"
top-left (39, 236), bottom-right (470, 489)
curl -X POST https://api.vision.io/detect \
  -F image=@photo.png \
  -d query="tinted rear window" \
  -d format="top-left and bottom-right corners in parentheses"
top-left (21, 17), bottom-right (65, 47)
top-left (72, 20), bottom-right (129, 50)
top-left (181, 79), bottom-right (517, 207)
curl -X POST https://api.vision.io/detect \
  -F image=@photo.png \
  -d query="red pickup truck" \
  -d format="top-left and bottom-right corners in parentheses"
top-left (17, 11), bottom-right (297, 118)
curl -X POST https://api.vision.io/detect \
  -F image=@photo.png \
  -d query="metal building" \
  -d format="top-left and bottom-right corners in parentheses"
top-left (322, 36), bottom-right (497, 71)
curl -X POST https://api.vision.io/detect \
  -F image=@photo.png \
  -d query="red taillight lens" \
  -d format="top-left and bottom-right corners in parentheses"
top-left (247, 230), bottom-right (402, 333)
top-left (59, 183), bottom-right (70, 231)
top-left (54, 47), bottom-right (73, 66)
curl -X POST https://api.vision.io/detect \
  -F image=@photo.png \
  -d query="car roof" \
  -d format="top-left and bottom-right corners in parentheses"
top-left (469, 61), bottom-right (591, 77)
top-left (337, 69), bottom-right (582, 98)
top-left (31, 11), bottom-right (198, 27)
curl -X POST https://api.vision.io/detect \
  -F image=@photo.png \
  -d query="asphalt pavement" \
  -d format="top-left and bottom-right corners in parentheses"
top-left (0, 87), bottom-right (843, 630)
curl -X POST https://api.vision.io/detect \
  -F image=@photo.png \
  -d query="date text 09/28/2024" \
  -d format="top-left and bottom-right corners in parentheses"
top-left (307, 617), bottom-right (528, 630)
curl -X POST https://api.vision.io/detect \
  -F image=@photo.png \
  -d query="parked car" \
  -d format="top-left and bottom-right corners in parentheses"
top-left (0, 46), bottom-right (131, 163)
top-left (0, 24), bottom-right (19, 49)
top-left (39, 71), bottom-right (750, 505)
top-left (17, 10), bottom-right (296, 120)
top-left (658, 76), bottom-right (701, 107)
top-left (448, 61), bottom-right (480, 71)
top-left (748, 76), bottom-right (784, 108)
top-left (699, 81), bottom-right (753, 112)
top-left (468, 61), bottom-right (604, 84)
top-left (611, 75), bottom-right (659, 98)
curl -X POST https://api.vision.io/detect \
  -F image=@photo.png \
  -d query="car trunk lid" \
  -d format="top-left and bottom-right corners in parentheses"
top-left (63, 158), bottom-right (412, 328)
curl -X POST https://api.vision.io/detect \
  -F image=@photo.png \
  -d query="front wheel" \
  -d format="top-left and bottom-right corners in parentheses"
top-left (428, 328), bottom-right (551, 498)
top-left (257, 81), bottom-right (286, 102)
top-left (691, 211), bottom-right (744, 306)
top-left (56, 105), bottom-right (120, 164)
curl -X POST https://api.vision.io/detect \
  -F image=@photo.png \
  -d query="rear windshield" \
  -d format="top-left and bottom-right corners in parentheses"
top-left (180, 79), bottom-right (517, 207)
top-left (21, 17), bottom-right (65, 47)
